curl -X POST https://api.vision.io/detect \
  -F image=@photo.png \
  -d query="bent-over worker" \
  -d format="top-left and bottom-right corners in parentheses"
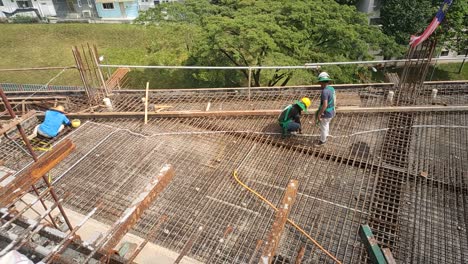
top-left (315, 72), bottom-right (336, 146)
top-left (278, 97), bottom-right (311, 137)
top-left (28, 105), bottom-right (71, 140)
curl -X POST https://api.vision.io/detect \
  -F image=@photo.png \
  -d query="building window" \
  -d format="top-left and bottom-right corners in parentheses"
top-left (440, 50), bottom-right (449, 57)
top-left (154, 0), bottom-right (159, 4)
top-left (102, 2), bottom-right (114, 9)
top-left (457, 48), bottom-right (468, 56)
top-left (369, 17), bottom-right (382, 25)
top-left (17, 0), bottom-right (32, 8)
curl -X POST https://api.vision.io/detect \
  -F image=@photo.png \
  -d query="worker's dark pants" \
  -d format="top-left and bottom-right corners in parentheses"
top-left (286, 122), bottom-right (301, 132)
top-left (279, 121), bottom-right (301, 136)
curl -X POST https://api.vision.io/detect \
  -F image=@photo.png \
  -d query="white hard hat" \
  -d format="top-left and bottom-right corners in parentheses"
top-left (318, 72), bottom-right (332, 82)
top-left (318, 72), bottom-right (330, 78)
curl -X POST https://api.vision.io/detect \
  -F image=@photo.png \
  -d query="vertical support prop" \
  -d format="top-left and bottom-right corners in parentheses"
top-left (144, 81), bottom-right (149, 125)
top-left (248, 67), bottom-right (252, 101)
top-left (458, 49), bottom-right (467, 74)
top-left (259, 179), bottom-right (298, 264)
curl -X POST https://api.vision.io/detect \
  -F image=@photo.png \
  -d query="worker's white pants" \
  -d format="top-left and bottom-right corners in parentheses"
top-left (28, 124), bottom-right (64, 140)
top-left (320, 118), bottom-right (332, 143)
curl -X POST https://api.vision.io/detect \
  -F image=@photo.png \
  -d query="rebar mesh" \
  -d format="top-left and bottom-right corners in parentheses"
top-left (1, 84), bottom-right (467, 263)
top-left (3, 81), bottom-right (467, 116)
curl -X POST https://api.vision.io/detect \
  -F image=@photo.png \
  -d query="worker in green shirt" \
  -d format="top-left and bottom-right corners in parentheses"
top-left (278, 97), bottom-right (311, 137)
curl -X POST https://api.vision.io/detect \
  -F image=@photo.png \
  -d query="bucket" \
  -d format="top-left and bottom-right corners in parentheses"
top-left (71, 119), bottom-right (81, 128)
top-left (103, 98), bottom-right (113, 111)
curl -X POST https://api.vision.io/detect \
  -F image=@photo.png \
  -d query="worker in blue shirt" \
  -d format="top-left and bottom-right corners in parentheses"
top-left (29, 105), bottom-right (71, 139)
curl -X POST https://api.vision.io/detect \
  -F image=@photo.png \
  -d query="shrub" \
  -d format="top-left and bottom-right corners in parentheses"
top-left (11, 15), bottom-right (40, 24)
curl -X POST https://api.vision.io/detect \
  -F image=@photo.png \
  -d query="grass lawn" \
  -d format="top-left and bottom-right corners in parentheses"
top-left (371, 61), bottom-right (468, 83)
top-left (0, 24), bottom-right (157, 85)
top-left (0, 24), bottom-right (466, 87)
top-left (427, 62), bottom-right (468, 81)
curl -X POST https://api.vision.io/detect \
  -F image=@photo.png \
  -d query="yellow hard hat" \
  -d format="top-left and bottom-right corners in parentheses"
top-left (71, 119), bottom-right (81, 128)
top-left (301, 97), bottom-right (311, 108)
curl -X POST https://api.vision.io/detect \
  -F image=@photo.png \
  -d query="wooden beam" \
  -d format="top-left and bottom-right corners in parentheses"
top-left (3, 101), bottom-right (66, 105)
top-left (295, 245), bottom-right (306, 264)
top-left (0, 110), bottom-right (36, 135)
top-left (1, 96), bottom-right (68, 101)
top-left (84, 165), bottom-right (175, 263)
top-left (0, 139), bottom-right (75, 206)
top-left (336, 105), bottom-right (468, 113)
top-left (69, 110), bottom-right (281, 118)
top-left (102, 164), bottom-right (174, 251)
top-left (144, 82), bottom-right (149, 124)
top-left (65, 105), bottom-right (468, 119)
top-left (260, 179), bottom-right (298, 264)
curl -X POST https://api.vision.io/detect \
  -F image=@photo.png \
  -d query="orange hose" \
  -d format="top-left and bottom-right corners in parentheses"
top-left (233, 170), bottom-right (342, 264)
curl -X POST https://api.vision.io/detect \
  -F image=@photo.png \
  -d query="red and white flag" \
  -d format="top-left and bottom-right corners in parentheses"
top-left (409, 0), bottom-right (453, 47)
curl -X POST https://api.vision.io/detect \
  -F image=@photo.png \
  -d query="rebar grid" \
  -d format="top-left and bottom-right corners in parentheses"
top-left (2, 80), bottom-right (468, 263)
top-left (395, 111), bottom-right (468, 263)
top-left (2, 82), bottom-right (467, 117)
top-left (0, 107), bottom-right (461, 263)
top-left (105, 83), bottom-right (468, 113)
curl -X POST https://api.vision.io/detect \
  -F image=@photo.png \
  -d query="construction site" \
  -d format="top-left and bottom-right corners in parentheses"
top-left (0, 40), bottom-right (467, 264)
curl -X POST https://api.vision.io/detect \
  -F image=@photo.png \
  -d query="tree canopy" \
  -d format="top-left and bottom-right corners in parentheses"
top-left (441, 0), bottom-right (468, 54)
top-left (136, 0), bottom-right (401, 86)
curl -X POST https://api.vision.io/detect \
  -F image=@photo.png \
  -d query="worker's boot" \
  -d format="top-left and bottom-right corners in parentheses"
top-left (314, 140), bottom-right (326, 147)
top-left (281, 127), bottom-right (289, 139)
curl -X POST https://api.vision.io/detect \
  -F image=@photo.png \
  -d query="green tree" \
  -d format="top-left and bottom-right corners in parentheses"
top-left (441, 1), bottom-right (468, 54)
top-left (138, 0), bottom-right (401, 86)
